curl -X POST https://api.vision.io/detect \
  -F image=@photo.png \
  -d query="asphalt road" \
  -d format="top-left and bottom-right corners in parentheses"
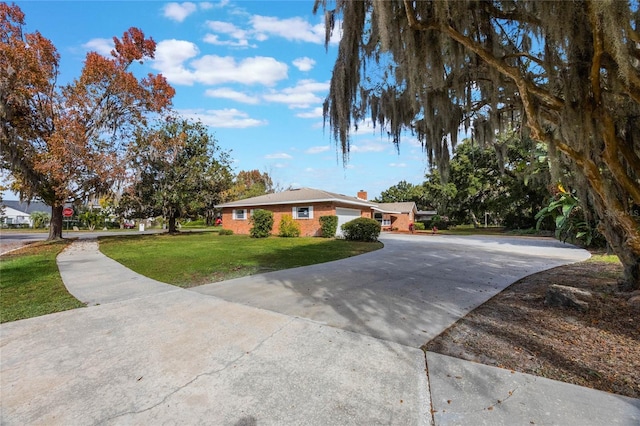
top-left (0, 229), bottom-right (166, 255)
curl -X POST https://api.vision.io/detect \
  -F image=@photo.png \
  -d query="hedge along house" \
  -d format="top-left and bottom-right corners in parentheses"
top-left (215, 188), bottom-right (377, 237)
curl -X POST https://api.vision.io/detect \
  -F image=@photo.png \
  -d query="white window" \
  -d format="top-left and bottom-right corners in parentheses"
top-left (382, 219), bottom-right (391, 226)
top-left (292, 206), bottom-right (313, 219)
top-left (233, 209), bottom-right (247, 220)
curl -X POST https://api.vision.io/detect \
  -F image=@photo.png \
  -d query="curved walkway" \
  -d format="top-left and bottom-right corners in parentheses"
top-left (1, 234), bottom-right (639, 425)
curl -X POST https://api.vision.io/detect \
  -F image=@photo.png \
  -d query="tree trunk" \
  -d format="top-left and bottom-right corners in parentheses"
top-left (205, 209), bottom-right (214, 226)
top-left (48, 204), bottom-right (64, 240)
top-left (168, 215), bottom-right (178, 233)
top-left (596, 206), bottom-right (640, 291)
top-left (469, 211), bottom-right (480, 228)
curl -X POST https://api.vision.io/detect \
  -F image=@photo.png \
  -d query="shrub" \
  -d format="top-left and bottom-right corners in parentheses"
top-left (414, 222), bottom-right (425, 231)
top-left (278, 215), bottom-right (301, 237)
top-left (319, 215), bottom-right (338, 238)
top-left (218, 228), bottom-right (234, 235)
top-left (341, 217), bottom-right (381, 242)
top-left (428, 215), bottom-right (451, 230)
top-left (249, 209), bottom-right (274, 238)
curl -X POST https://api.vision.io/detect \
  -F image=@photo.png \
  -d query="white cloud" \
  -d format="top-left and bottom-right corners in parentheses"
top-left (82, 38), bottom-right (114, 56)
top-left (249, 15), bottom-right (342, 45)
top-left (265, 153), bottom-right (293, 159)
top-left (190, 55), bottom-right (288, 86)
top-left (199, 2), bottom-right (214, 10)
top-left (179, 108), bottom-right (267, 128)
top-left (389, 163), bottom-right (407, 168)
top-left (204, 20), bottom-right (253, 47)
top-left (292, 57), bottom-right (316, 72)
top-left (163, 2), bottom-right (197, 22)
top-left (153, 42), bottom-right (288, 86)
top-left (350, 141), bottom-right (388, 153)
top-left (305, 146), bottom-right (330, 154)
top-left (263, 79), bottom-right (329, 108)
top-left (203, 34), bottom-right (251, 47)
top-left (205, 88), bottom-right (259, 104)
top-left (296, 107), bottom-right (324, 119)
top-left (251, 15), bottom-right (326, 43)
top-left (206, 21), bottom-right (247, 39)
top-left (153, 39), bottom-right (200, 85)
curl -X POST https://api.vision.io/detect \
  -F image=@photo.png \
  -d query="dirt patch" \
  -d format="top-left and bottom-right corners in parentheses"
top-left (424, 257), bottom-right (640, 399)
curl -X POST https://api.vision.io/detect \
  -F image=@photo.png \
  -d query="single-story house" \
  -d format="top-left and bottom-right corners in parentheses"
top-left (1, 200), bottom-right (50, 227)
top-left (372, 202), bottom-right (417, 231)
top-left (215, 188), bottom-right (418, 236)
top-left (415, 210), bottom-right (438, 222)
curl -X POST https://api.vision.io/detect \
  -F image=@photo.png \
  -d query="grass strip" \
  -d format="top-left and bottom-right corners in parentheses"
top-left (99, 233), bottom-right (382, 288)
top-left (1, 241), bottom-right (85, 323)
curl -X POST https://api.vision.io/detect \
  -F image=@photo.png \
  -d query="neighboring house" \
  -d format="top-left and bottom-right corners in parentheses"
top-left (372, 202), bottom-right (418, 231)
top-left (415, 210), bottom-right (438, 223)
top-left (1, 200), bottom-right (50, 227)
top-left (215, 188), bottom-right (418, 236)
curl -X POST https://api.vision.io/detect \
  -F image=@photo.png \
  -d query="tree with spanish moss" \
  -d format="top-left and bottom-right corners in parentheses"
top-left (0, 4), bottom-right (174, 240)
top-left (315, 0), bottom-right (640, 289)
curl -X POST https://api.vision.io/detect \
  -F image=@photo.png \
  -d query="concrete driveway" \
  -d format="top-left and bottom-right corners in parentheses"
top-left (3, 233), bottom-right (639, 425)
top-left (194, 233), bottom-right (591, 346)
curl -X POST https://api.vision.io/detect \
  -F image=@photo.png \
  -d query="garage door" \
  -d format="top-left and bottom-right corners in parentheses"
top-left (335, 207), bottom-right (362, 237)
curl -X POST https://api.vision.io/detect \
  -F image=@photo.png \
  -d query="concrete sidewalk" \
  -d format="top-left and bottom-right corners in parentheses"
top-left (1, 236), bottom-right (638, 425)
top-left (57, 239), bottom-right (179, 305)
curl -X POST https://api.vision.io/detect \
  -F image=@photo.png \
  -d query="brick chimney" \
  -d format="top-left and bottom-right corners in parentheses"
top-left (357, 190), bottom-right (368, 200)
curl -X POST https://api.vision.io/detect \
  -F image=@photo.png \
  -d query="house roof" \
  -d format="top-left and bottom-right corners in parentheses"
top-left (372, 202), bottom-right (417, 214)
top-left (2, 200), bottom-right (50, 214)
top-left (216, 187), bottom-right (377, 209)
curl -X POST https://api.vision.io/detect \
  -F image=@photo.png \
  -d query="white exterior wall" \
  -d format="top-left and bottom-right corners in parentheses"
top-left (2, 207), bottom-right (33, 227)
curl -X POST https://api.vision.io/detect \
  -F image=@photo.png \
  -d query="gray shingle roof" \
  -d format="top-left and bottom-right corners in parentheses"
top-left (2, 200), bottom-right (50, 214)
top-left (216, 187), bottom-right (376, 208)
top-left (372, 202), bottom-right (417, 214)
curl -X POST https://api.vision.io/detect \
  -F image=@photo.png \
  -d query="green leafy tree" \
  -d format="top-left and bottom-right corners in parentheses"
top-left (315, 0), bottom-right (640, 288)
top-left (29, 211), bottom-right (50, 229)
top-left (374, 180), bottom-right (430, 210)
top-left (225, 170), bottom-right (275, 201)
top-left (124, 118), bottom-right (233, 233)
top-left (405, 131), bottom-right (550, 228)
top-left (78, 209), bottom-right (103, 231)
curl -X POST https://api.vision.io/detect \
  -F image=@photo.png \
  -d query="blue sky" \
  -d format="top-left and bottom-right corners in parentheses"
top-left (7, 0), bottom-right (434, 201)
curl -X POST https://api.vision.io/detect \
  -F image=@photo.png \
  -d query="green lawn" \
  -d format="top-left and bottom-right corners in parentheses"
top-left (99, 233), bottom-right (383, 288)
top-left (0, 241), bottom-right (85, 323)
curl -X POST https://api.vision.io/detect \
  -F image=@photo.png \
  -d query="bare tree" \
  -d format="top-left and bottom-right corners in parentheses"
top-left (315, 0), bottom-right (640, 289)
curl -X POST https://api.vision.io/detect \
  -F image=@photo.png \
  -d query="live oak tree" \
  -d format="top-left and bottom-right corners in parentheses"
top-left (315, 0), bottom-right (640, 289)
top-left (226, 169), bottom-right (276, 201)
top-left (0, 4), bottom-right (174, 239)
top-left (123, 118), bottom-right (233, 233)
top-left (374, 180), bottom-right (430, 209)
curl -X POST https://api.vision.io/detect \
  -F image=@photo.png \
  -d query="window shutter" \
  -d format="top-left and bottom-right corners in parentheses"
top-left (308, 206), bottom-right (314, 219)
top-left (292, 206), bottom-right (297, 219)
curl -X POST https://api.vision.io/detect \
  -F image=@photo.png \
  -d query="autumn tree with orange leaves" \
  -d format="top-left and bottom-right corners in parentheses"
top-left (0, 3), bottom-right (174, 239)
